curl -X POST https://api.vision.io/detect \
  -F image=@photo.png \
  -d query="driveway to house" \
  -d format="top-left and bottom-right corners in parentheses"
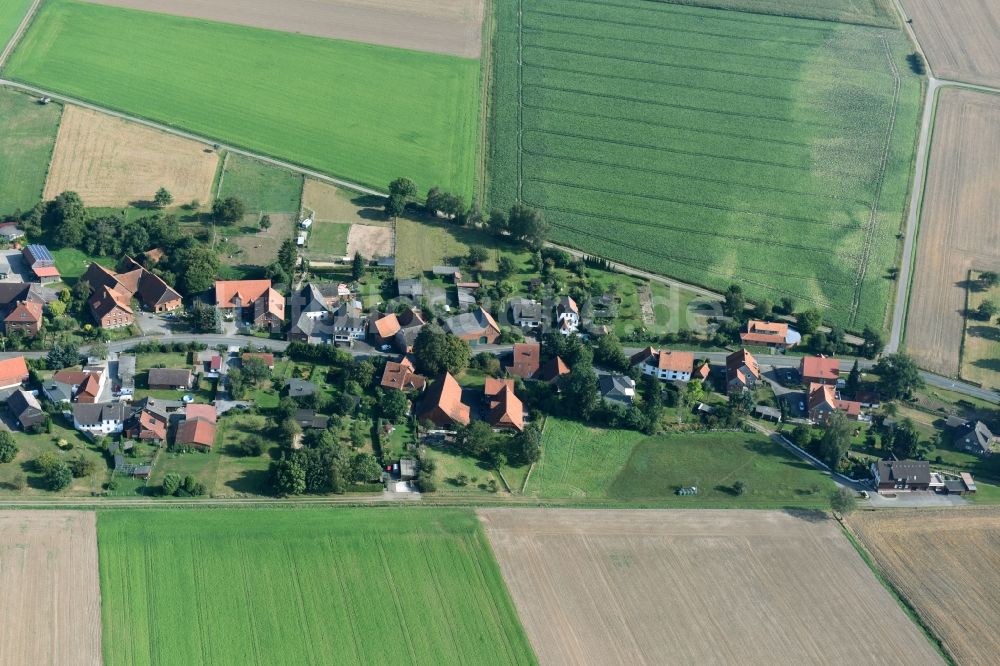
top-left (866, 490), bottom-right (967, 507)
top-left (135, 312), bottom-right (172, 337)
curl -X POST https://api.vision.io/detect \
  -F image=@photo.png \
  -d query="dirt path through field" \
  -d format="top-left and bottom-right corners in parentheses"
top-left (0, 510), bottom-right (102, 666)
top-left (479, 508), bottom-right (942, 666)
top-left (82, 0), bottom-right (485, 58)
top-left (904, 89), bottom-right (1000, 375)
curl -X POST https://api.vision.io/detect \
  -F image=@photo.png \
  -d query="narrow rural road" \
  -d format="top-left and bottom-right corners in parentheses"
top-left (0, 0), bottom-right (41, 69)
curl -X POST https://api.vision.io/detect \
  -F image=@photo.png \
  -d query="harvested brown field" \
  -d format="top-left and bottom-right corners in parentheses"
top-left (44, 105), bottom-right (218, 207)
top-left (901, 0), bottom-right (1000, 88)
top-left (848, 508), bottom-right (1000, 665)
top-left (905, 89), bottom-right (1000, 375)
top-left (347, 223), bottom-right (392, 259)
top-left (83, 0), bottom-right (486, 58)
top-left (0, 510), bottom-right (102, 666)
top-left (479, 509), bottom-right (942, 666)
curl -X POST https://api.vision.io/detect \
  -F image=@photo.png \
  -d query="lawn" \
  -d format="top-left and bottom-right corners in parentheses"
top-left (395, 214), bottom-right (503, 278)
top-left (51, 247), bottom-right (113, 282)
top-left (487, 0), bottom-right (922, 331)
top-left (961, 271), bottom-right (1000, 389)
top-left (97, 509), bottom-right (537, 665)
top-left (7, 0), bottom-right (481, 198)
top-left (304, 221), bottom-right (350, 260)
top-left (0, 88), bottom-right (62, 216)
top-left (217, 153), bottom-right (304, 215)
top-left (527, 418), bottom-right (834, 506)
top-left (0, 420), bottom-right (108, 496)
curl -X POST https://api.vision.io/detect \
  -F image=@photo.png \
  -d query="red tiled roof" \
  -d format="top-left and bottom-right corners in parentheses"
top-left (740, 320), bottom-right (790, 345)
top-left (488, 385), bottom-right (524, 431)
top-left (418, 372), bottom-right (470, 426)
top-left (801, 356), bottom-right (840, 382)
top-left (176, 417), bottom-right (216, 447)
top-left (373, 313), bottom-right (401, 339)
top-left (539, 356), bottom-right (570, 383)
top-left (632, 347), bottom-right (693, 373)
top-left (185, 403), bottom-right (217, 424)
top-left (4, 300), bottom-right (42, 323)
top-left (138, 410), bottom-right (168, 440)
top-left (77, 373), bottom-right (102, 401)
top-left (0, 356), bottom-right (28, 387)
top-left (215, 280), bottom-right (273, 307)
top-left (507, 343), bottom-right (540, 379)
top-left (32, 266), bottom-right (60, 278)
top-left (380, 357), bottom-right (426, 392)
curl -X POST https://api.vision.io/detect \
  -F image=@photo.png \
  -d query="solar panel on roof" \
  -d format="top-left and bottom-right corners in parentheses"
top-left (27, 245), bottom-right (53, 262)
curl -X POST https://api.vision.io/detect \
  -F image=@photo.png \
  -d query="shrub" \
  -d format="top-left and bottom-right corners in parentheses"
top-left (44, 462), bottom-right (73, 491)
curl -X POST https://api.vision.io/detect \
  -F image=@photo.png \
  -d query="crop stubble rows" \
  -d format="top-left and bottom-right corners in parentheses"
top-left (480, 508), bottom-right (942, 665)
top-left (488, 0), bottom-right (921, 329)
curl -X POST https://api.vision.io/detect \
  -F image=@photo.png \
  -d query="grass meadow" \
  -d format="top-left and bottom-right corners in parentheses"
top-left (7, 0), bottom-right (481, 198)
top-left (0, 89), bottom-right (62, 216)
top-left (217, 154), bottom-right (304, 215)
top-left (488, 0), bottom-right (921, 330)
top-left (526, 418), bottom-right (834, 507)
top-left (97, 509), bottom-right (536, 665)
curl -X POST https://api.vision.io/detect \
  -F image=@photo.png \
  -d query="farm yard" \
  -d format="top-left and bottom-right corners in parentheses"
top-left (83, 0), bottom-right (487, 58)
top-left (847, 508), bottom-right (1000, 666)
top-left (904, 89), bottom-right (1000, 376)
top-left (5, 0), bottom-right (482, 198)
top-left (43, 105), bottom-right (219, 207)
top-left (98, 509), bottom-right (536, 666)
top-left (0, 88), bottom-right (62, 216)
top-left (479, 509), bottom-right (942, 666)
top-left (900, 0), bottom-right (1000, 88)
top-left (0, 511), bottom-right (102, 666)
top-left (487, 0), bottom-right (922, 330)
top-left (526, 418), bottom-right (835, 507)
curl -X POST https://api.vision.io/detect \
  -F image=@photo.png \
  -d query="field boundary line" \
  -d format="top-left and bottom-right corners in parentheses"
top-left (474, 0), bottom-right (496, 206)
top-left (848, 34), bottom-right (900, 327)
top-left (376, 539), bottom-right (419, 663)
top-left (0, 0), bottom-right (41, 70)
top-left (0, 79), bottom-right (388, 199)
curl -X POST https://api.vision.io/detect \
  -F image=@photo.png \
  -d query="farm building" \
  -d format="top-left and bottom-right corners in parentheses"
top-left (442, 307), bottom-right (501, 345)
top-left (872, 460), bottom-right (930, 492)
top-left (82, 258), bottom-right (182, 328)
top-left (509, 298), bottom-right (543, 329)
top-left (21, 244), bottom-right (60, 283)
top-left (214, 280), bottom-right (285, 331)
top-left (417, 372), bottom-right (470, 428)
top-left (6, 389), bottom-right (45, 430)
top-left (397, 278), bottom-right (423, 300)
top-left (72, 402), bottom-right (129, 436)
top-left (484, 378), bottom-right (524, 431)
top-left (0, 223), bottom-right (25, 241)
top-left (147, 368), bottom-right (193, 391)
top-left (754, 405), bottom-right (782, 422)
top-left (740, 320), bottom-right (800, 349)
top-left (952, 420), bottom-right (996, 456)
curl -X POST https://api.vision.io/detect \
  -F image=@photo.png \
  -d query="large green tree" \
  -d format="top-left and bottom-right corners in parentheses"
top-left (874, 353), bottom-right (924, 400)
top-left (816, 412), bottom-right (852, 469)
top-left (412, 324), bottom-right (470, 376)
top-left (0, 431), bottom-right (18, 463)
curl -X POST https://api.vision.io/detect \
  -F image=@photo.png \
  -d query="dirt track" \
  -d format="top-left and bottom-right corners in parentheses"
top-left (347, 223), bottom-right (392, 259)
top-left (848, 508), bottom-right (1000, 666)
top-left (83, 0), bottom-right (485, 58)
top-left (0, 511), bottom-right (102, 666)
top-left (479, 509), bottom-right (942, 666)
top-left (45, 105), bottom-right (217, 207)
top-left (901, 0), bottom-right (1000, 88)
top-left (905, 89), bottom-right (1000, 375)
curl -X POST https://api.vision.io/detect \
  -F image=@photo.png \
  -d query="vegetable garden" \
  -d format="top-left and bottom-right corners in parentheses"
top-left (487, 0), bottom-right (921, 329)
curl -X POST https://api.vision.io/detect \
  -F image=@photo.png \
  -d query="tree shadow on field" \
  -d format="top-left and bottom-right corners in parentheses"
top-left (968, 325), bottom-right (1000, 342)
top-left (783, 509), bottom-right (829, 523)
top-left (972, 358), bottom-right (1000, 372)
top-left (958, 278), bottom-right (985, 293)
top-left (224, 469), bottom-right (271, 495)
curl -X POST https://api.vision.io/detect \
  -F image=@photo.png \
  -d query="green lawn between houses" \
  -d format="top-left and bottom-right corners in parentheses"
top-left (6, 0), bottom-right (481, 198)
top-left (0, 88), bottom-right (62, 217)
top-left (526, 418), bottom-right (835, 507)
top-left (97, 508), bottom-right (537, 666)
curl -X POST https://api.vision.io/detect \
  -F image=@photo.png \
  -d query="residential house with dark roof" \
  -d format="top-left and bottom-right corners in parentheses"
top-left (509, 298), bottom-right (543, 329)
top-left (740, 320), bottom-right (800, 349)
top-left (22, 244), bottom-right (60, 283)
top-left (285, 378), bottom-right (317, 398)
top-left (214, 279), bottom-right (285, 331)
top-left (631, 347), bottom-right (694, 382)
top-left (397, 278), bottom-right (423, 300)
top-left (147, 368), bottom-right (193, 390)
top-left (484, 378), bottom-right (524, 431)
top-left (800, 356), bottom-right (840, 386)
top-left (952, 421), bottom-right (996, 456)
top-left (5, 301), bottom-right (43, 337)
top-left (114, 355), bottom-right (136, 397)
top-left (506, 343), bottom-right (540, 380)
top-left (72, 402), bottom-right (128, 436)
top-left (442, 307), bottom-right (501, 345)
top-left (872, 460), bottom-right (930, 492)
top-left (599, 373), bottom-right (636, 406)
top-left (538, 356), bottom-right (570, 384)
top-left (330, 301), bottom-right (367, 343)
top-left (417, 372), bottom-right (470, 428)
top-left (82, 258), bottom-right (183, 327)
top-left (726, 349), bottom-right (760, 393)
top-left (0, 223), bottom-right (25, 241)
top-left (295, 409), bottom-right (329, 430)
top-left (380, 356), bottom-right (426, 392)
top-left (7, 389), bottom-right (45, 430)
top-left (288, 283), bottom-right (335, 343)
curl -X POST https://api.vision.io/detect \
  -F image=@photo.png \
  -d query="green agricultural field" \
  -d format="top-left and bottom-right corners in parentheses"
top-left (527, 418), bottom-right (834, 507)
top-left (654, 0), bottom-right (896, 26)
top-left (98, 509), bottom-right (536, 665)
top-left (217, 154), bottom-right (303, 214)
top-left (7, 0), bottom-right (481, 198)
top-left (488, 0), bottom-right (921, 331)
top-left (0, 0), bottom-right (33, 48)
top-left (0, 88), bottom-right (62, 216)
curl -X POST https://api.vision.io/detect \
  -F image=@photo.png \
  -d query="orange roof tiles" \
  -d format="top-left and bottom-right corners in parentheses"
top-left (185, 403), bottom-right (217, 424)
top-left (373, 313), bottom-right (401, 339)
top-left (507, 343), bottom-right (540, 379)
top-left (801, 356), bottom-right (840, 382)
top-left (176, 417), bottom-right (217, 448)
top-left (215, 280), bottom-right (273, 308)
top-left (0, 356), bottom-right (28, 387)
top-left (418, 372), bottom-right (470, 427)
